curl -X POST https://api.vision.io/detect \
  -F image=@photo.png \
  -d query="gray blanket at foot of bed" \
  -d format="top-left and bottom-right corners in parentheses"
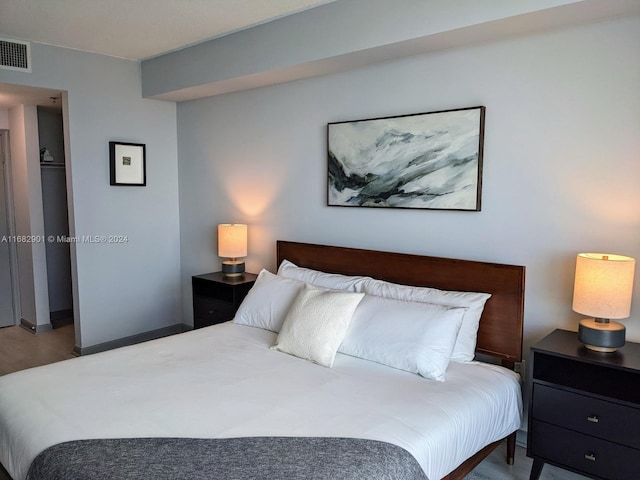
top-left (26, 436), bottom-right (428, 480)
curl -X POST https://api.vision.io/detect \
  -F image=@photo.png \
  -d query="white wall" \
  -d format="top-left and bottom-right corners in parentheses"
top-left (8, 105), bottom-right (50, 329)
top-left (177, 16), bottom-right (640, 353)
top-left (0, 44), bottom-right (181, 348)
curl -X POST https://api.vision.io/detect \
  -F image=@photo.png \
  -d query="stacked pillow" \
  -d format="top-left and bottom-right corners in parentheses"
top-left (233, 270), bottom-right (304, 332)
top-left (277, 259), bottom-right (368, 292)
top-left (361, 278), bottom-right (491, 363)
top-left (339, 294), bottom-right (465, 381)
top-left (232, 261), bottom-right (491, 381)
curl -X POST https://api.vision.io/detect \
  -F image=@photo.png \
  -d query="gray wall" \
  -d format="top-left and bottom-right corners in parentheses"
top-left (0, 131), bottom-right (15, 327)
top-left (40, 164), bottom-right (72, 314)
top-left (8, 104), bottom-right (50, 329)
top-left (0, 44), bottom-right (181, 349)
top-left (37, 106), bottom-right (64, 165)
top-left (177, 15), bottom-right (640, 350)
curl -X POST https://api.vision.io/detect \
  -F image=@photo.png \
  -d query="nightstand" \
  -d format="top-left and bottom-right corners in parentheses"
top-left (192, 272), bottom-right (257, 329)
top-left (527, 329), bottom-right (640, 480)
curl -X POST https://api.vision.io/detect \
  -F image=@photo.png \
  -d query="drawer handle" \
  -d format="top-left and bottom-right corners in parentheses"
top-left (587, 415), bottom-right (599, 423)
top-left (584, 453), bottom-right (596, 462)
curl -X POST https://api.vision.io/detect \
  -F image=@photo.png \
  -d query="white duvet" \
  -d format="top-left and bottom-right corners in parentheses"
top-left (0, 323), bottom-right (522, 480)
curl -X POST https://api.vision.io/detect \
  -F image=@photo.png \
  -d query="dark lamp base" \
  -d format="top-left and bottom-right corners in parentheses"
top-left (578, 318), bottom-right (625, 353)
top-left (222, 260), bottom-right (245, 277)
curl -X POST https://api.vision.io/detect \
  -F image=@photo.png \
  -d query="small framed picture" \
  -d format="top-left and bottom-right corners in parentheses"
top-left (109, 141), bottom-right (146, 186)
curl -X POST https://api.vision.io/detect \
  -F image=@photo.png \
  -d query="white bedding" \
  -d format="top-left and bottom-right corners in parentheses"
top-left (0, 323), bottom-right (522, 480)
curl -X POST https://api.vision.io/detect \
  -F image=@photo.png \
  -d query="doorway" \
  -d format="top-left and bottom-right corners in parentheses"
top-left (0, 84), bottom-right (76, 355)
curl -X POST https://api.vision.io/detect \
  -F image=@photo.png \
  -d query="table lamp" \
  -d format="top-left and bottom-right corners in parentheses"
top-left (572, 253), bottom-right (635, 352)
top-left (218, 224), bottom-right (247, 277)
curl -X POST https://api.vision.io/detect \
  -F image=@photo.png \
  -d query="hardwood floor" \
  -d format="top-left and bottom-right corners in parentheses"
top-left (0, 326), bottom-right (589, 480)
top-left (0, 324), bottom-right (76, 376)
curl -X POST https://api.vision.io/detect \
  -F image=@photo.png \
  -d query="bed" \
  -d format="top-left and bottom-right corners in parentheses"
top-left (0, 241), bottom-right (525, 480)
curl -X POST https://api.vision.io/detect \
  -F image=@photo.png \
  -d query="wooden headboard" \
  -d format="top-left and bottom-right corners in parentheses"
top-left (277, 241), bottom-right (525, 365)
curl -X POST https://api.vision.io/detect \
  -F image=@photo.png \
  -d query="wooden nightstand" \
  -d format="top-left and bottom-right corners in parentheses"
top-left (192, 272), bottom-right (257, 329)
top-left (527, 329), bottom-right (640, 480)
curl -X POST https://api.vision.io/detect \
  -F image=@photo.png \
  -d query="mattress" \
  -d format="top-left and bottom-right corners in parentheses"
top-left (0, 322), bottom-right (522, 480)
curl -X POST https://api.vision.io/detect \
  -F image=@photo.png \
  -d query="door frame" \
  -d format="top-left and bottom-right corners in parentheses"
top-left (0, 129), bottom-right (21, 326)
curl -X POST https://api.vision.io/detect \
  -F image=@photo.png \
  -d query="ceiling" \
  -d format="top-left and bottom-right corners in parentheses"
top-left (0, 0), bottom-right (335, 108)
top-left (0, 0), bottom-right (336, 61)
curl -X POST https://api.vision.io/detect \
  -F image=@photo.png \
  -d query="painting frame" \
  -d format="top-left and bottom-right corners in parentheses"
top-left (109, 141), bottom-right (146, 186)
top-left (327, 106), bottom-right (485, 211)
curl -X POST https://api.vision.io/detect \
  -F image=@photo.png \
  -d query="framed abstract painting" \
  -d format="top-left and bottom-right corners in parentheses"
top-left (327, 106), bottom-right (485, 211)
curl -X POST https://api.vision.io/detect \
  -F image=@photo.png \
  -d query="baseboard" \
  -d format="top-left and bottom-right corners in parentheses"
top-left (74, 323), bottom-right (191, 356)
top-left (19, 318), bottom-right (53, 334)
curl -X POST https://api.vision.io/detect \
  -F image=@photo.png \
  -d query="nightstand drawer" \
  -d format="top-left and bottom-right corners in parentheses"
top-left (530, 421), bottom-right (640, 480)
top-left (532, 384), bottom-right (640, 449)
top-left (193, 277), bottom-right (235, 303)
top-left (193, 296), bottom-right (236, 327)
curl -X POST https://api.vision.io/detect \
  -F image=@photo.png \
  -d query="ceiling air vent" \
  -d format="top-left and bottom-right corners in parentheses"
top-left (0, 38), bottom-right (31, 72)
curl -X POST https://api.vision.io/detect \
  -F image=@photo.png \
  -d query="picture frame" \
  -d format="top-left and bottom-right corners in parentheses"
top-left (327, 106), bottom-right (485, 211)
top-left (109, 141), bottom-right (146, 186)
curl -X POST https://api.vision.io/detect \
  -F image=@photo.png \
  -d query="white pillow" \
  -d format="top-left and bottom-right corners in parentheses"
top-left (339, 295), bottom-right (465, 381)
top-left (271, 285), bottom-right (364, 367)
top-left (362, 278), bottom-right (490, 362)
top-left (277, 259), bottom-right (368, 292)
top-left (233, 269), bottom-right (304, 332)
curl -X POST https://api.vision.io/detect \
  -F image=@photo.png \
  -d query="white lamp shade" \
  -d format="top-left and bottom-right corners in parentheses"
top-left (218, 224), bottom-right (247, 258)
top-left (572, 253), bottom-right (635, 319)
